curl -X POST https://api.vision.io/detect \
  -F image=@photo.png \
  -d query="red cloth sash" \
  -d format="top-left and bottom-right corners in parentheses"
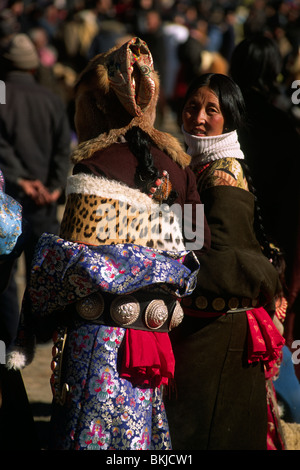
top-left (119, 306), bottom-right (284, 389)
top-left (246, 306), bottom-right (285, 376)
top-left (119, 329), bottom-right (175, 388)
top-left (184, 305), bottom-right (285, 371)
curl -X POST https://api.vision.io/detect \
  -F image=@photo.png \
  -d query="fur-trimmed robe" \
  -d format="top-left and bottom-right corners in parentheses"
top-left (67, 141), bottom-right (210, 256)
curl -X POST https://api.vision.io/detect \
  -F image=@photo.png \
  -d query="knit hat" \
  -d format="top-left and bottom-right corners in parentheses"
top-left (3, 33), bottom-right (39, 70)
top-left (73, 36), bottom-right (190, 169)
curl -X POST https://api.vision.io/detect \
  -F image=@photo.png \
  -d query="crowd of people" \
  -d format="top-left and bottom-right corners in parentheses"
top-left (0, 0), bottom-right (300, 130)
top-left (0, 0), bottom-right (299, 452)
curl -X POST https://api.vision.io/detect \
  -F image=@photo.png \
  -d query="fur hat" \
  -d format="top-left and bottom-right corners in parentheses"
top-left (3, 33), bottom-right (39, 70)
top-left (73, 36), bottom-right (190, 168)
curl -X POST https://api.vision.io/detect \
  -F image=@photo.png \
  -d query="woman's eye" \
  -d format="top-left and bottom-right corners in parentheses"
top-left (207, 106), bottom-right (218, 113)
top-left (187, 104), bottom-right (197, 111)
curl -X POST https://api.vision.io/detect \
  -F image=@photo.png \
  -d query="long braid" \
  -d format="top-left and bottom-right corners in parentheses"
top-left (125, 126), bottom-right (160, 194)
top-left (125, 126), bottom-right (178, 205)
top-left (240, 160), bottom-right (287, 293)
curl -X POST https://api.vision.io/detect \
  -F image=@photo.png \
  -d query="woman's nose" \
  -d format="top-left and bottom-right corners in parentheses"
top-left (194, 109), bottom-right (206, 123)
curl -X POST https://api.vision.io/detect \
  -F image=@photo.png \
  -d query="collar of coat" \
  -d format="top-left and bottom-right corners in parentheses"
top-left (71, 120), bottom-right (191, 169)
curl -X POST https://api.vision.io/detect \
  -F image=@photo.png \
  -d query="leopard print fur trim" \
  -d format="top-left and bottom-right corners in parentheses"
top-left (60, 174), bottom-right (186, 251)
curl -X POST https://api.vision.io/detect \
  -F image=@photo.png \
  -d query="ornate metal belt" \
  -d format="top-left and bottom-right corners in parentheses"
top-left (73, 290), bottom-right (184, 332)
top-left (181, 294), bottom-right (260, 313)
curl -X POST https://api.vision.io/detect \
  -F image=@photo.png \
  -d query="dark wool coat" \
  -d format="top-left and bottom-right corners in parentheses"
top-left (188, 185), bottom-right (282, 309)
top-left (166, 158), bottom-right (281, 451)
top-left (0, 71), bottom-right (71, 236)
top-left (0, 72), bottom-right (70, 190)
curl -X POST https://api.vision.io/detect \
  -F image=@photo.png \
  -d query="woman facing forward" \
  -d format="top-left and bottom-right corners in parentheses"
top-left (165, 73), bottom-right (284, 450)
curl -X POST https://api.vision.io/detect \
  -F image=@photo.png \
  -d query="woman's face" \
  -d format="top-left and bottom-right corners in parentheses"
top-left (182, 86), bottom-right (225, 136)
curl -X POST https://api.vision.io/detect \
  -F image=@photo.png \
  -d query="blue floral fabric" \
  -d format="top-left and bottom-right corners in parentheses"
top-left (28, 233), bottom-right (199, 317)
top-left (49, 323), bottom-right (172, 450)
top-left (28, 232), bottom-right (199, 450)
top-left (0, 169), bottom-right (22, 256)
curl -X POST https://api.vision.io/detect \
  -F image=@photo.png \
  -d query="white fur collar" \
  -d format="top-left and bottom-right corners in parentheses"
top-left (67, 173), bottom-right (156, 211)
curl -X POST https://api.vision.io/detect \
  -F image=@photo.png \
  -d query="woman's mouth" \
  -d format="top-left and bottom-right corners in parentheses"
top-left (193, 128), bottom-right (206, 136)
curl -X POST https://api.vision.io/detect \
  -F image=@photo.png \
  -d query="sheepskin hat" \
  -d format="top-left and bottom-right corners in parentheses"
top-left (72, 36), bottom-right (190, 168)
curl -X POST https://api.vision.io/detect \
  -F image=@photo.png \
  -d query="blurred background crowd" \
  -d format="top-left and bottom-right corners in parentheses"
top-left (0, 0), bottom-right (299, 136)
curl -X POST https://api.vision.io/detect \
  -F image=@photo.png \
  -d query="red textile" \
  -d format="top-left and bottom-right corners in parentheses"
top-left (119, 329), bottom-right (175, 388)
top-left (185, 305), bottom-right (286, 450)
top-left (184, 306), bottom-right (285, 371)
top-left (119, 307), bottom-right (284, 393)
top-left (246, 307), bottom-right (285, 376)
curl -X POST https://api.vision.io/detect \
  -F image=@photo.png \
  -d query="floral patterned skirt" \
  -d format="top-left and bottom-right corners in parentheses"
top-left (48, 322), bottom-right (171, 450)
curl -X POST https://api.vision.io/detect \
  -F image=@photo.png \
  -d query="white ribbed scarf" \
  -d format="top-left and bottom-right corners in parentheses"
top-left (182, 126), bottom-right (245, 168)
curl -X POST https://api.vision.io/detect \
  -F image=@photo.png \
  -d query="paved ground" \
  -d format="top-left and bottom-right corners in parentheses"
top-left (21, 342), bottom-right (53, 449)
top-left (14, 254), bottom-right (53, 449)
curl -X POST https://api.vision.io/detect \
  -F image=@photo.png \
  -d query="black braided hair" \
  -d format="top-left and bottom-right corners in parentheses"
top-left (125, 126), bottom-right (159, 194)
top-left (125, 126), bottom-right (178, 205)
top-left (240, 160), bottom-right (287, 293)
